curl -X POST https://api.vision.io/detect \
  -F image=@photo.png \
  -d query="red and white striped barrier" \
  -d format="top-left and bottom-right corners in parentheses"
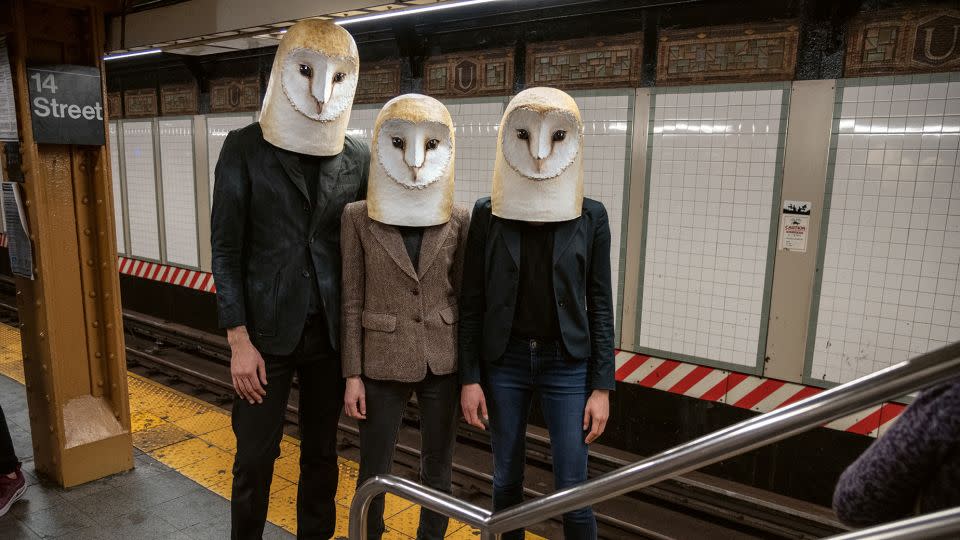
top-left (117, 257), bottom-right (216, 293)
top-left (615, 352), bottom-right (906, 438)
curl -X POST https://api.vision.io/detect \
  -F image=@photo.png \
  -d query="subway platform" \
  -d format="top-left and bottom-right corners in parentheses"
top-left (0, 323), bottom-right (516, 539)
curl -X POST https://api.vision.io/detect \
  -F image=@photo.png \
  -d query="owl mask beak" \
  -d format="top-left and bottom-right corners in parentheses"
top-left (310, 66), bottom-right (334, 116)
top-left (532, 129), bottom-right (553, 174)
top-left (405, 138), bottom-right (426, 183)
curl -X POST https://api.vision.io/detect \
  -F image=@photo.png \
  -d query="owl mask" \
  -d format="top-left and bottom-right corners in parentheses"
top-left (260, 20), bottom-right (359, 156)
top-left (367, 94), bottom-right (456, 227)
top-left (492, 87), bottom-right (584, 222)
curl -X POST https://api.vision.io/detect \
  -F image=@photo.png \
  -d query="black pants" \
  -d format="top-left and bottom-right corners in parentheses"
top-left (0, 404), bottom-right (17, 475)
top-left (357, 372), bottom-right (459, 540)
top-left (231, 316), bottom-right (345, 539)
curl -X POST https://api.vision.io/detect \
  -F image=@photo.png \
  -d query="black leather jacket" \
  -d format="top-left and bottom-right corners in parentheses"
top-left (211, 122), bottom-right (369, 356)
top-left (458, 197), bottom-right (615, 390)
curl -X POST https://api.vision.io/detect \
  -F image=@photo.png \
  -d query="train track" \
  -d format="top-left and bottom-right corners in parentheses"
top-left (0, 282), bottom-right (846, 539)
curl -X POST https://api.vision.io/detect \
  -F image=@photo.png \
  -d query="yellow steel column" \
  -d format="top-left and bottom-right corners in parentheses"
top-left (2, 0), bottom-right (132, 487)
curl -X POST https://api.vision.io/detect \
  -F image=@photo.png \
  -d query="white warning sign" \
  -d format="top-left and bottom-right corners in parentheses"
top-left (780, 200), bottom-right (811, 253)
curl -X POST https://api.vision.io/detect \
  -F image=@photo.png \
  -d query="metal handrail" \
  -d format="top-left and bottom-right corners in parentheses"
top-left (349, 341), bottom-right (960, 539)
top-left (825, 506), bottom-right (960, 540)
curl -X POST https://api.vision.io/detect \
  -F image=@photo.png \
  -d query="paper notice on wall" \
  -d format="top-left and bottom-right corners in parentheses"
top-left (0, 38), bottom-right (18, 141)
top-left (779, 200), bottom-right (811, 253)
top-left (1, 182), bottom-right (33, 279)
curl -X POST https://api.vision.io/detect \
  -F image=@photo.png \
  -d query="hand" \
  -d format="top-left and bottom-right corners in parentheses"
top-left (344, 376), bottom-right (367, 420)
top-left (583, 389), bottom-right (609, 444)
top-left (227, 326), bottom-right (267, 404)
top-left (461, 383), bottom-right (488, 430)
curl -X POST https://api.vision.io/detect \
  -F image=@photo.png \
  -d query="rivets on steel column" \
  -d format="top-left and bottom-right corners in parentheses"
top-left (81, 196), bottom-right (89, 205)
top-left (87, 259), bottom-right (94, 266)
top-left (92, 320), bottom-right (99, 328)
top-left (38, 331), bottom-right (45, 340)
top-left (83, 228), bottom-right (91, 236)
top-left (97, 199), bottom-right (103, 205)
top-left (96, 379), bottom-right (103, 387)
top-left (94, 352), bottom-right (101, 358)
top-left (88, 291), bottom-right (96, 298)
top-left (105, 322), bottom-right (113, 329)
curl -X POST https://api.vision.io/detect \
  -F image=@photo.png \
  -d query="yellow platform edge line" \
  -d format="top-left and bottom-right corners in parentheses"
top-left (0, 323), bottom-right (546, 539)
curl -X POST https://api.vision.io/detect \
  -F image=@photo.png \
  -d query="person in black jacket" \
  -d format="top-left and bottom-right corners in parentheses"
top-left (211, 20), bottom-right (369, 539)
top-left (459, 88), bottom-right (614, 540)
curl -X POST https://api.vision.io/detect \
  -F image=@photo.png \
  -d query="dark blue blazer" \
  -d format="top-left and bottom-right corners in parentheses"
top-left (458, 197), bottom-right (615, 390)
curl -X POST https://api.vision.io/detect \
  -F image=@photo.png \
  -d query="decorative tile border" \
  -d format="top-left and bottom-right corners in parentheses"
top-left (615, 351), bottom-right (906, 437)
top-left (656, 22), bottom-right (799, 85)
top-left (209, 76), bottom-right (261, 113)
top-left (423, 48), bottom-right (514, 98)
top-left (526, 33), bottom-right (642, 90)
top-left (356, 60), bottom-right (402, 104)
top-left (123, 88), bottom-right (159, 118)
top-left (107, 91), bottom-right (122, 119)
top-left (846, 8), bottom-right (960, 76)
top-left (160, 83), bottom-right (199, 116)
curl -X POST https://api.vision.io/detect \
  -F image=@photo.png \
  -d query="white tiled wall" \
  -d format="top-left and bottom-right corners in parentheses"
top-left (108, 122), bottom-right (125, 254)
top-left (444, 99), bottom-right (505, 207)
top-left (159, 119), bottom-right (199, 268)
top-left (121, 120), bottom-right (161, 261)
top-left (206, 114), bottom-right (255, 208)
top-left (575, 93), bottom-right (632, 309)
top-left (639, 88), bottom-right (786, 368)
top-left (345, 104), bottom-right (379, 144)
top-left (811, 76), bottom-right (960, 384)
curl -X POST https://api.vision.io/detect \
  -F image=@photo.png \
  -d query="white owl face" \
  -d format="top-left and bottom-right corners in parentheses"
top-left (376, 119), bottom-right (453, 189)
top-left (280, 47), bottom-right (358, 122)
top-left (501, 107), bottom-right (582, 180)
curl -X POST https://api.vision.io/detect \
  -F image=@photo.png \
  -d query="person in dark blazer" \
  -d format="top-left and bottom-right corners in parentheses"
top-left (459, 88), bottom-right (614, 540)
top-left (211, 20), bottom-right (370, 539)
top-left (341, 95), bottom-right (468, 540)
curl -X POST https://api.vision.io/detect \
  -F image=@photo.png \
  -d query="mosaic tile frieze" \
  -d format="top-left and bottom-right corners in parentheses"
top-left (847, 9), bottom-right (960, 76)
top-left (209, 76), bottom-right (260, 113)
top-left (423, 49), bottom-right (514, 98)
top-left (656, 22), bottom-right (799, 85)
top-left (123, 88), bottom-right (158, 118)
top-left (525, 33), bottom-right (642, 90)
top-left (160, 82), bottom-right (199, 116)
top-left (107, 91), bottom-right (122, 119)
top-left (356, 60), bottom-right (401, 104)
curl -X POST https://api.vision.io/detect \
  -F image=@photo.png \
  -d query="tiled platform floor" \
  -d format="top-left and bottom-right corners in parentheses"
top-left (0, 324), bottom-right (545, 539)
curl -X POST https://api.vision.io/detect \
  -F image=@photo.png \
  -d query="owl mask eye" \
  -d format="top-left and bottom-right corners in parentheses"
top-left (299, 64), bottom-right (312, 77)
top-left (516, 129), bottom-right (529, 140)
top-left (426, 139), bottom-right (440, 150)
top-left (391, 137), bottom-right (404, 149)
top-left (333, 72), bottom-right (346, 83)
top-left (553, 130), bottom-right (566, 141)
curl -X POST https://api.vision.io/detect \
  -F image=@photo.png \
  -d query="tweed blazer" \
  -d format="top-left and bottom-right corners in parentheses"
top-left (341, 201), bottom-right (470, 382)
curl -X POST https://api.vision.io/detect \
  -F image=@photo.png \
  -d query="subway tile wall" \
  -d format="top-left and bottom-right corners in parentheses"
top-left (108, 121), bottom-right (125, 254)
top-left (159, 119), bottom-right (199, 268)
top-left (121, 120), bottom-right (161, 261)
top-left (811, 75), bottom-right (960, 384)
top-left (639, 88), bottom-right (786, 368)
top-left (206, 114), bottom-right (256, 208)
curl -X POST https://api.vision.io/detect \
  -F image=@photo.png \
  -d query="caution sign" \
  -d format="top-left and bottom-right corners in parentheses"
top-left (780, 200), bottom-right (811, 253)
top-left (27, 65), bottom-right (105, 146)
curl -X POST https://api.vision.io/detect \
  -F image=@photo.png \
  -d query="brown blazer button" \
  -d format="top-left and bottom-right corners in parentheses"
top-left (415, 314), bottom-right (423, 323)
top-left (412, 288), bottom-right (420, 296)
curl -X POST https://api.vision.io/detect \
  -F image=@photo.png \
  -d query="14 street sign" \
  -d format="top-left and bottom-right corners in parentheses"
top-left (27, 65), bottom-right (105, 145)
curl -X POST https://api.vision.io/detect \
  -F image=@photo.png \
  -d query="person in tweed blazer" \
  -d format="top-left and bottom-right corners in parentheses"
top-left (340, 93), bottom-right (469, 540)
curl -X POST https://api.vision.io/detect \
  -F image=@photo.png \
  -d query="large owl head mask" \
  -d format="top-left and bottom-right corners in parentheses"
top-left (492, 87), bottom-right (584, 222)
top-left (368, 94), bottom-right (456, 227)
top-left (260, 20), bottom-right (359, 156)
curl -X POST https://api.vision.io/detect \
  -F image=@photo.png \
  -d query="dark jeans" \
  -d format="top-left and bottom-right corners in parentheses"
top-left (0, 404), bottom-right (17, 475)
top-left (485, 338), bottom-right (597, 540)
top-left (357, 372), bottom-right (459, 540)
top-left (231, 316), bottom-right (344, 540)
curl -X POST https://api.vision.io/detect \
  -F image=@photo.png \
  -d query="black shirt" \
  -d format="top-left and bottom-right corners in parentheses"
top-left (511, 222), bottom-right (561, 339)
top-left (299, 153), bottom-right (326, 315)
top-left (399, 226), bottom-right (425, 272)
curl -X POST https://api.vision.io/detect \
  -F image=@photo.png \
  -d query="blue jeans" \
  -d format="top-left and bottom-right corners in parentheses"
top-left (485, 337), bottom-right (597, 540)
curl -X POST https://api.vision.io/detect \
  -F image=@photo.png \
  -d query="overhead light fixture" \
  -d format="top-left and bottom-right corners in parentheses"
top-left (335, 0), bottom-right (508, 25)
top-left (103, 49), bottom-right (162, 61)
